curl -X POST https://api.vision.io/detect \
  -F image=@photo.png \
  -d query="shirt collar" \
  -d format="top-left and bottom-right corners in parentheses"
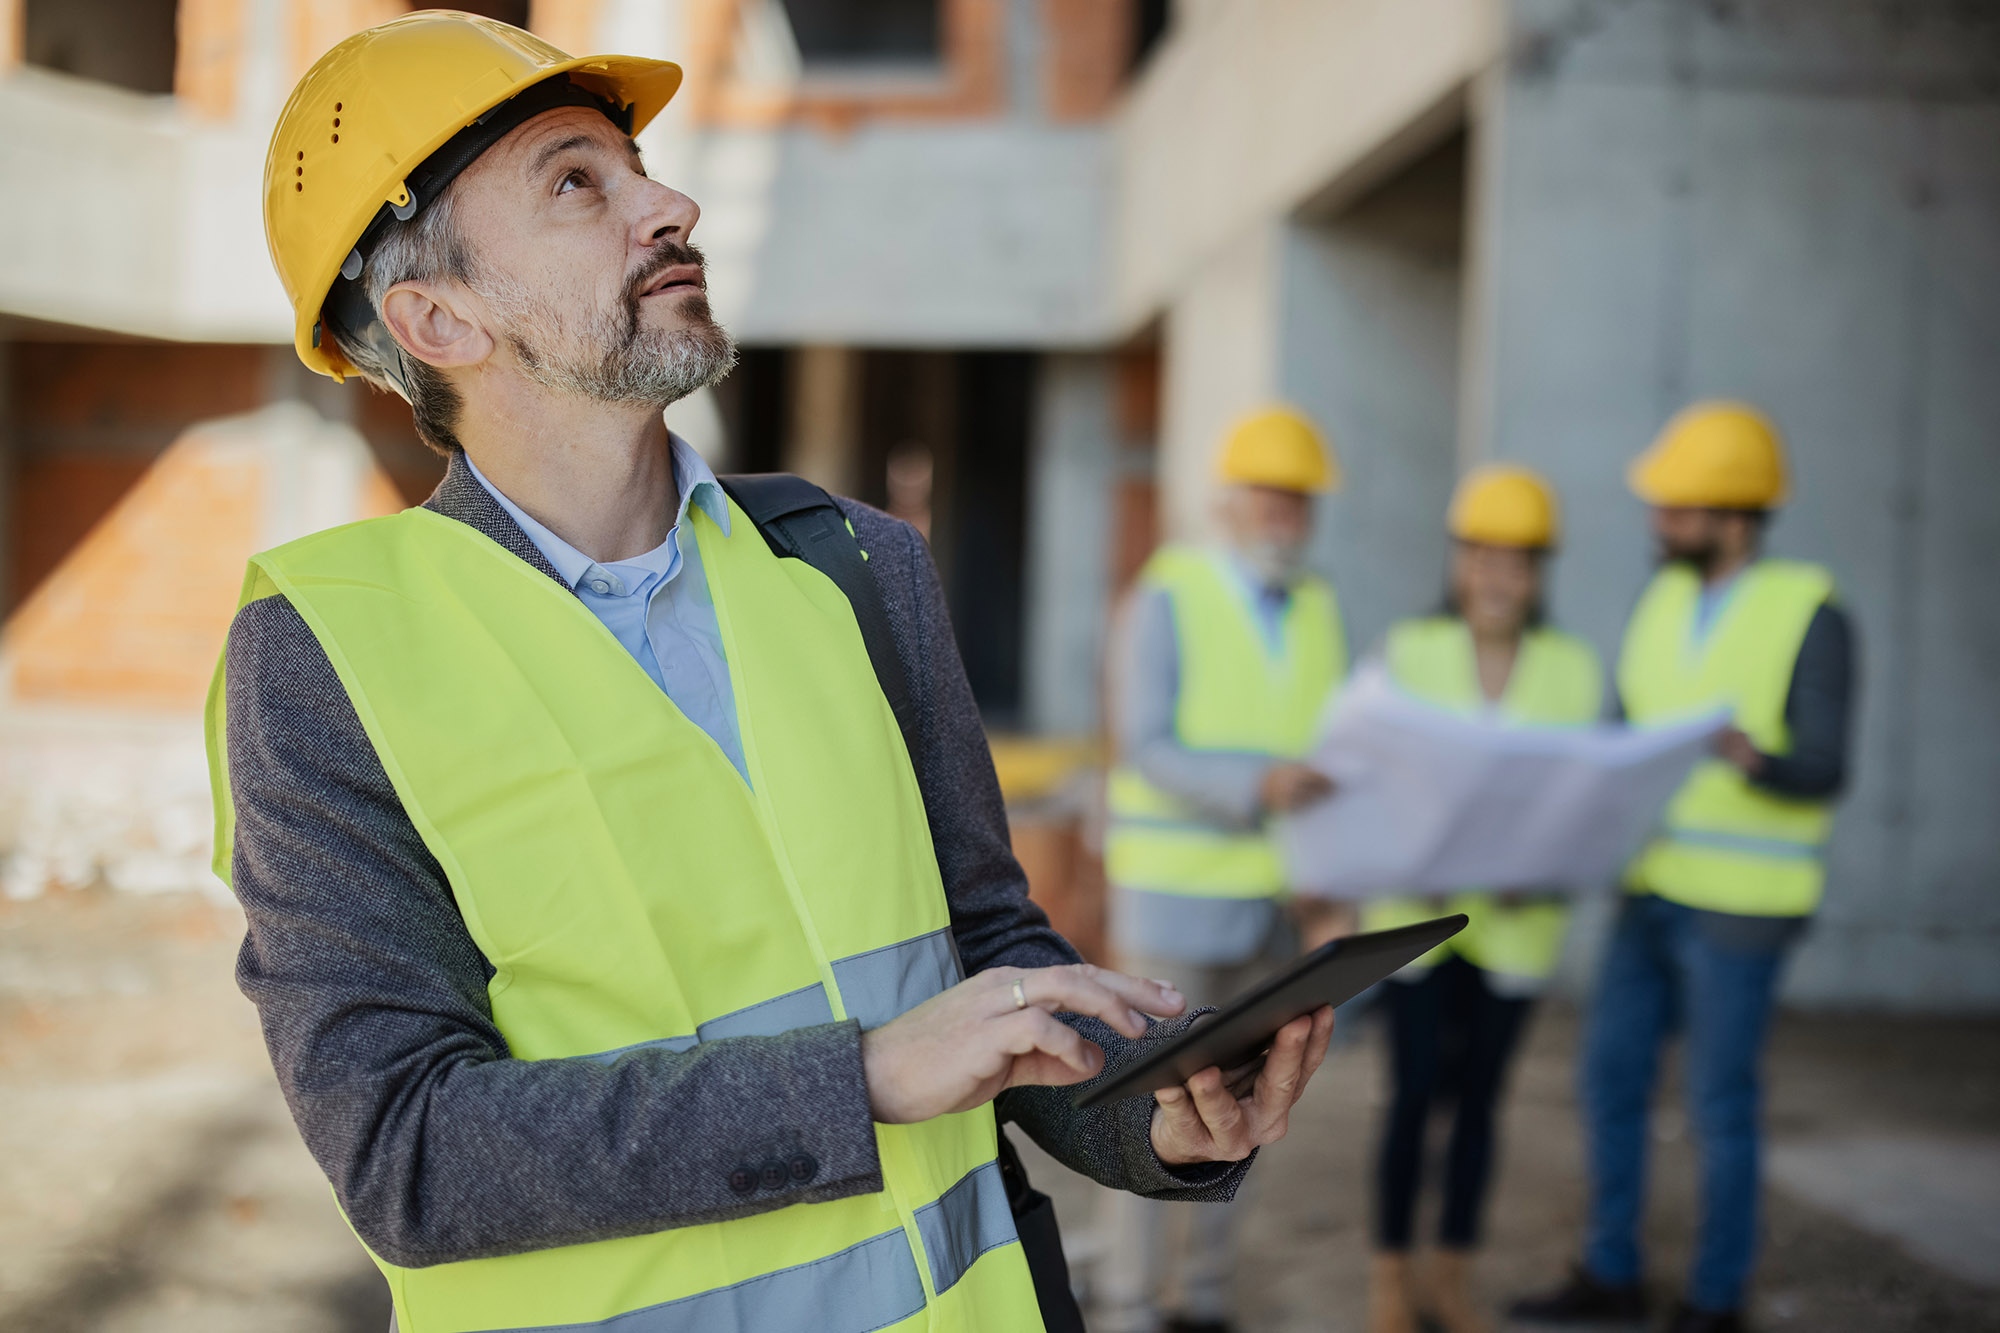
top-left (671, 432), bottom-right (732, 538)
top-left (463, 434), bottom-right (730, 590)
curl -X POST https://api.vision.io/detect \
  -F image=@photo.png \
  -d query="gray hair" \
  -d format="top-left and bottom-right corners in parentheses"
top-left (325, 188), bottom-right (474, 455)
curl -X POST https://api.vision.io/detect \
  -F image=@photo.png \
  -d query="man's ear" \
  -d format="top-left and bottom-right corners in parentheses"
top-left (379, 280), bottom-right (493, 370)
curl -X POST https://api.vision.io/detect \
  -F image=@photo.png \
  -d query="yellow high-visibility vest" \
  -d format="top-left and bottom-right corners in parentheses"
top-left (1361, 617), bottom-right (1603, 988)
top-left (1617, 558), bottom-right (1836, 917)
top-left (205, 503), bottom-right (1040, 1333)
top-left (1105, 545), bottom-right (1346, 900)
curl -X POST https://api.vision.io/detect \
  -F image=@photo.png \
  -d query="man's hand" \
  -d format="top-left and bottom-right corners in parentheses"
top-left (862, 965), bottom-right (1186, 1124)
top-left (1260, 761), bottom-right (1335, 813)
top-left (1151, 1006), bottom-right (1335, 1164)
top-left (1714, 726), bottom-right (1766, 777)
top-left (1293, 897), bottom-right (1354, 952)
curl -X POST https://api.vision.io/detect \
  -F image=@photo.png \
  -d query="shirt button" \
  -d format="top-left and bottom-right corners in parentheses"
top-left (727, 1164), bottom-right (758, 1195)
top-left (787, 1152), bottom-right (819, 1184)
top-left (587, 579), bottom-right (611, 595)
top-left (758, 1158), bottom-right (788, 1190)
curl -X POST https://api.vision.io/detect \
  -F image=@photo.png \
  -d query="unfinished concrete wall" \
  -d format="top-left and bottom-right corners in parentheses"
top-left (1280, 138), bottom-right (1468, 658)
top-left (1021, 353), bottom-right (1117, 736)
top-left (1467, 0), bottom-right (2000, 1009)
top-left (1109, 0), bottom-right (1499, 329)
top-left (684, 123), bottom-right (1113, 346)
top-left (1147, 133), bottom-right (1468, 658)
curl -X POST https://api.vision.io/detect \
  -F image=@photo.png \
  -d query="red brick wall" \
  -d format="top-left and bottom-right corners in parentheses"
top-left (355, 386), bottom-right (446, 506)
top-left (1042, 0), bottom-right (1133, 122)
top-left (5, 342), bottom-right (267, 614)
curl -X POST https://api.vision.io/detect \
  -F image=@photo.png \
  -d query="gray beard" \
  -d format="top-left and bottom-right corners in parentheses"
top-left (500, 286), bottom-right (738, 407)
top-left (1234, 538), bottom-right (1306, 588)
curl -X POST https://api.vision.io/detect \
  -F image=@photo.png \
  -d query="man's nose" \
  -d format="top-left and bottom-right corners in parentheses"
top-left (634, 178), bottom-right (700, 248)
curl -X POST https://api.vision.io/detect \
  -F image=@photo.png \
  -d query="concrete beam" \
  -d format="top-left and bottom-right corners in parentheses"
top-left (1109, 0), bottom-right (1500, 332)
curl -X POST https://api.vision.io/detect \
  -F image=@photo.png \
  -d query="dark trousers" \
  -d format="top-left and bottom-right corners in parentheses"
top-left (1581, 894), bottom-right (1798, 1312)
top-left (1375, 953), bottom-right (1534, 1251)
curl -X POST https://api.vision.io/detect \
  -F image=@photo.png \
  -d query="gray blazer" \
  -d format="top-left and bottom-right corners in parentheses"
top-left (223, 452), bottom-right (1247, 1269)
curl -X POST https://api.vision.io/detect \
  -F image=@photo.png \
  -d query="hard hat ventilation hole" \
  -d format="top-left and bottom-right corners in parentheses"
top-left (331, 133), bottom-right (339, 144)
top-left (296, 150), bottom-right (303, 161)
top-left (334, 102), bottom-right (342, 112)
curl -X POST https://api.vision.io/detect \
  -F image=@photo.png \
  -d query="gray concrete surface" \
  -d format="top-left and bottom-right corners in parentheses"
top-left (1465, 0), bottom-right (2000, 1010)
top-left (0, 889), bottom-right (388, 1333)
top-left (5, 885), bottom-right (1997, 1330)
top-left (1036, 992), bottom-right (2000, 1332)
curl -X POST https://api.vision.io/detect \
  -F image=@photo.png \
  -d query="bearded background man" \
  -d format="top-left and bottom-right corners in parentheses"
top-left (213, 15), bottom-right (1333, 1333)
top-left (1512, 403), bottom-right (1856, 1333)
top-left (1098, 407), bottom-right (1349, 1333)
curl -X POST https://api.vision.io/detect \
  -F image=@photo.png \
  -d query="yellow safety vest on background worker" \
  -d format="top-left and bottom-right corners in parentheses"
top-left (206, 504), bottom-right (1039, 1333)
top-left (1618, 558), bottom-right (1836, 917)
top-left (1105, 544), bottom-right (1346, 901)
top-left (1361, 617), bottom-right (1604, 992)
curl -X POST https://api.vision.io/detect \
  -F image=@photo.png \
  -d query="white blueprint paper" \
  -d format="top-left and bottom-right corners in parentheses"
top-left (1280, 665), bottom-right (1728, 899)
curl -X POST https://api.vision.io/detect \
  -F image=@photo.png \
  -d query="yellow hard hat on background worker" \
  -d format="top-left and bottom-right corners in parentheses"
top-left (1627, 401), bottom-right (1789, 509)
top-left (1448, 464), bottom-right (1560, 549)
top-left (1215, 406), bottom-right (1342, 493)
top-left (263, 12), bottom-right (681, 383)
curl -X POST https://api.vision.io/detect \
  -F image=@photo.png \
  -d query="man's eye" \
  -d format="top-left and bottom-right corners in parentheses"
top-left (557, 169), bottom-right (589, 195)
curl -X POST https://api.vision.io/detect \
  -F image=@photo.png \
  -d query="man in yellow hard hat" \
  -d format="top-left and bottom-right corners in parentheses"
top-left (1513, 403), bottom-right (1855, 1333)
top-left (211, 15), bottom-right (1334, 1333)
top-left (1100, 406), bottom-right (1348, 1333)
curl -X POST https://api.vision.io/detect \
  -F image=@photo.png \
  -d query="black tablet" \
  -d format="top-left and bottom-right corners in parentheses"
top-left (1072, 913), bottom-right (1468, 1108)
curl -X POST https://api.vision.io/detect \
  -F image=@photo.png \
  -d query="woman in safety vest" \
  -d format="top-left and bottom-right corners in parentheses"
top-left (1362, 466), bottom-right (1604, 1333)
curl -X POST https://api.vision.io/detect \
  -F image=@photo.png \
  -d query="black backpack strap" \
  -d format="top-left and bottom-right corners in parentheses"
top-left (720, 472), bottom-right (1082, 1333)
top-left (717, 473), bottom-right (918, 756)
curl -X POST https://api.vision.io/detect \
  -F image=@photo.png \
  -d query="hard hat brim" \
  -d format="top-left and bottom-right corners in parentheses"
top-left (292, 53), bottom-right (682, 380)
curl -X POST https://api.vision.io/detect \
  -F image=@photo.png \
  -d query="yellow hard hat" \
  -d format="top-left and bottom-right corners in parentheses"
top-left (1448, 463), bottom-right (1560, 549)
top-left (1214, 406), bottom-right (1340, 493)
top-left (265, 11), bottom-right (682, 381)
top-left (1628, 401), bottom-right (1789, 508)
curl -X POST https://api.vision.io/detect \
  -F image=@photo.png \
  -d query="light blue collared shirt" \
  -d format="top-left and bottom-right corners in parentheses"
top-left (464, 438), bottom-right (748, 784)
top-left (1219, 549), bottom-right (1292, 653)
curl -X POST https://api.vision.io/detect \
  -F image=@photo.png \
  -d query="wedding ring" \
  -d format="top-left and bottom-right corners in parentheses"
top-left (1011, 977), bottom-right (1028, 1010)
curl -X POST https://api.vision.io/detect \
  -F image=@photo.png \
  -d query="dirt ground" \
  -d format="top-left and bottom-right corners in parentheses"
top-left (2, 887), bottom-right (1996, 1332)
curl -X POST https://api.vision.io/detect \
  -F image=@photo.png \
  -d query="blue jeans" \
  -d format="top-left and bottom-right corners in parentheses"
top-left (1581, 894), bottom-right (1800, 1312)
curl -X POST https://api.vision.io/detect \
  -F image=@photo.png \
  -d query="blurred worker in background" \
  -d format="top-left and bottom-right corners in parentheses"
top-left (1513, 404), bottom-right (1856, 1333)
top-left (213, 15), bottom-right (1336, 1333)
top-left (1099, 407), bottom-right (1349, 1333)
top-left (1362, 467), bottom-right (1603, 1333)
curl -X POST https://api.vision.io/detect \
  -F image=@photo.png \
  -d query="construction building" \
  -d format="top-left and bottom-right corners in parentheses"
top-left (1, 0), bottom-right (1996, 1010)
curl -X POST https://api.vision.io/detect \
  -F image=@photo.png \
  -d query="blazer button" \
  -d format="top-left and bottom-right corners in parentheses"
top-left (728, 1164), bottom-right (758, 1195)
top-left (788, 1152), bottom-right (819, 1184)
top-left (758, 1158), bottom-right (788, 1190)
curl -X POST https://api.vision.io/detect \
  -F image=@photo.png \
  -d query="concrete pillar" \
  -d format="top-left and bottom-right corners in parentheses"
top-left (1153, 138), bottom-right (1468, 657)
top-left (0, 338), bottom-right (12, 614)
top-left (1022, 353), bottom-right (1117, 736)
top-left (1278, 139), bottom-right (1467, 656)
top-left (783, 345), bottom-right (863, 496)
top-left (1156, 220), bottom-right (1281, 545)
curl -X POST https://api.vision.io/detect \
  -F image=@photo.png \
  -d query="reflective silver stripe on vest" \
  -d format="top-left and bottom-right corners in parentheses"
top-left (913, 1160), bottom-right (1018, 1296)
top-left (578, 1033), bottom-right (701, 1065)
top-left (832, 928), bottom-right (962, 1031)
top-left (578, 930), bottom-right (962, 1064)
top-left (475, 1226), bottom-right (927, 1333)
top-left (1662, 828), bottom-right (1825, 861)
top-left (697, 980), bottom-right (837, 1041)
